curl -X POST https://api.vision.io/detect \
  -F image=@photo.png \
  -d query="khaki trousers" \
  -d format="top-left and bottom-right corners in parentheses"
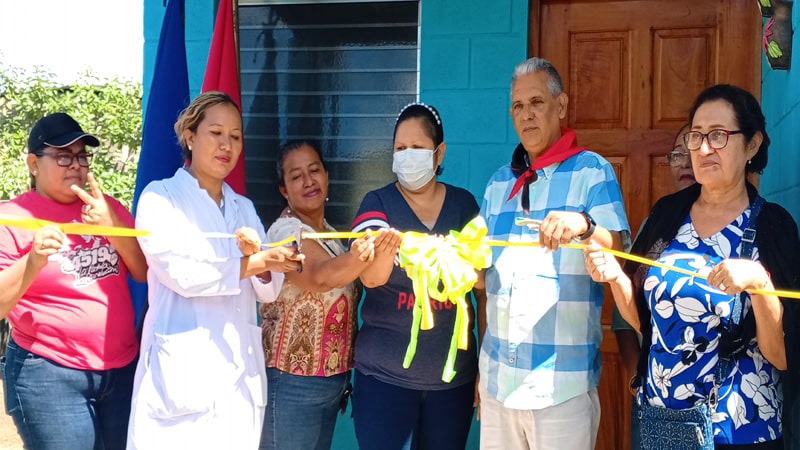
top-left (478, 384), bottom-right (601, 450)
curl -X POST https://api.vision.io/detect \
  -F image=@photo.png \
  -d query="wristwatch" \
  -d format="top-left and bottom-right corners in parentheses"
top-left (578, 211), bottom-right (596, 241)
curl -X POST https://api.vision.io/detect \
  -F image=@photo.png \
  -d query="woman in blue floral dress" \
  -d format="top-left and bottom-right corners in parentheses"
top-left (583, 84), bottom-right (800, 449)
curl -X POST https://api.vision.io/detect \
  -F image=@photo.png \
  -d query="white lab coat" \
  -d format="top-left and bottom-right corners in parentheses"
top-left (127, 169), bottom-right (282, 449)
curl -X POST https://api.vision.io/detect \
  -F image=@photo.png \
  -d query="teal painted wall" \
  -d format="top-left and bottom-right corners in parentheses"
top-left (760, 11), bottom-right (800, 225)
top-left (425, 0), bottom-right (530, 200)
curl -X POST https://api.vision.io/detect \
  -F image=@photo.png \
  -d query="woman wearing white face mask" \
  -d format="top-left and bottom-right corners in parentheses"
top-left (350, 103), bottom-right (482, 450)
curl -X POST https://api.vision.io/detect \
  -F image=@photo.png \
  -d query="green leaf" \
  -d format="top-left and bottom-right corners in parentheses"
top-left (768, 41), bottom-right (783, 58)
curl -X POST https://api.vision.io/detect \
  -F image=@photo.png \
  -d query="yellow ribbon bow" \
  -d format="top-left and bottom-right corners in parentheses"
top-left (397, 216), bottom-right (492, 382)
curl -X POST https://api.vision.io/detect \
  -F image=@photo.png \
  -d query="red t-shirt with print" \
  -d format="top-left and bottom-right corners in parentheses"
top-left (0, 190), bottom-right (138, 370)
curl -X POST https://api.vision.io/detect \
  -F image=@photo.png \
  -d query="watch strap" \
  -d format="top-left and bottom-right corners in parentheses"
top-left (578, 211), bottom-right (596, 240)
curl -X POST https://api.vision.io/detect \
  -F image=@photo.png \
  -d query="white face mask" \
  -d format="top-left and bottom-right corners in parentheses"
top-left (392, 148), bottom-right (436, 191)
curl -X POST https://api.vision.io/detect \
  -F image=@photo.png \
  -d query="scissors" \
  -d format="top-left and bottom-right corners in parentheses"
top-left (292, 229), bottom-right (304, 273)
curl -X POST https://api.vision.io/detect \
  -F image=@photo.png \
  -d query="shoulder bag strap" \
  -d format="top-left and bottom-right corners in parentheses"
top-left (711, 195), bottom-right (765, 410)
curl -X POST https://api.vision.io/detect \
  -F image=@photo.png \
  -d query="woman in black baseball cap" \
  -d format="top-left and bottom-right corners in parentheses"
top-left (27, 112), bottom-right (101, 153)
top-left (0, 112), bottom-right (147, 449)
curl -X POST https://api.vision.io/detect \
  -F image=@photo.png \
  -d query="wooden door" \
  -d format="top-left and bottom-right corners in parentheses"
top-left (531, 1), bottom-right (761, 449)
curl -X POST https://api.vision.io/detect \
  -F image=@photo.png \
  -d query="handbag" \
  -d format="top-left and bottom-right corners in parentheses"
top-left (639, 400), bottom-right (713, 449)
top-left (637, 196), bottom-right (765, 450)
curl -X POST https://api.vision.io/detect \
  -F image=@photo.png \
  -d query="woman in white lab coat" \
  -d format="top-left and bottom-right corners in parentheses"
top-left (127, 91), bottom-right (303, 449)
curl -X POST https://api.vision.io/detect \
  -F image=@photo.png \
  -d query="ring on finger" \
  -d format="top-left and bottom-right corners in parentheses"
top-left (83, 204), bottom-right (92, 213)
top-left (719, 282), bottom-right (726, 291)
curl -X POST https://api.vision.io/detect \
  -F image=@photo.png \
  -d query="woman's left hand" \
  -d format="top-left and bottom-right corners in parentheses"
top-left (708, 259), bottom-right (772, 293)
top-left (71, 173), bottom-right (116, 227)
top-left (372, 228), bottom-right (402, 256)
top-left (260, 245), bottom-right (305, 273)
top-left (583, 239), bottom-right (623, 283)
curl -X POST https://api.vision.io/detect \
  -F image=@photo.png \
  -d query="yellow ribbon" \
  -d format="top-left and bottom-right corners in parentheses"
top-left (3, 213), bottom-right (795, 298)
top-left (4, 213), bottom-right (800, 386)
top-left (480, 240), bottom-right (799, 299)
top-left (4, 214), bottom-right (793, 297)
top-left (0, 215), bottom-right (148, 237)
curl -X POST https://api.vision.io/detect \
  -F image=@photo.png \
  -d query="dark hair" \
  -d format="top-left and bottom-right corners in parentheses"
top-left (394, 102), bottom-right (445, 175)
top-left (275, 140), bottom-right (326, 187)
top-left (174, 91), bottom-right (240, 162)
top-left (688, 84), bottom-right (769, 174)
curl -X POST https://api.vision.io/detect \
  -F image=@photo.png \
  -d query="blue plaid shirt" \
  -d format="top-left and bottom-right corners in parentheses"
top-left (479, 150), bottom-right (630, 409)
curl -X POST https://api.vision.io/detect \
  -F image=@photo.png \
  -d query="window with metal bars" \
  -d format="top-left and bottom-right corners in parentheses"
top-left (238, 1), bottom-right (419, 229)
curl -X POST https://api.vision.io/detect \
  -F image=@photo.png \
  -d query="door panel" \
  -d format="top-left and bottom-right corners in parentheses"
top-left (530, 1), bottom-right (760, 449)
top-left (569, 31), bottom-right (630, 129)
top-left (652, 28), bottom-right (717, 124)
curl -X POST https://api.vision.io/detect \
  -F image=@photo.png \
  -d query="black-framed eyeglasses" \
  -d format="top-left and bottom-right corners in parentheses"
top-left (666, 151), bottom-right (690, 167)
top-left (683, 129), bottom-right (744, 151)
top-left (38, 151), bottom-right (94, 167)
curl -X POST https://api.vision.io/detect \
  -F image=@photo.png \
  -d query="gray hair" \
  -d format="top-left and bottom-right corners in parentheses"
top-left (511, 57), bottom-right (563, 96)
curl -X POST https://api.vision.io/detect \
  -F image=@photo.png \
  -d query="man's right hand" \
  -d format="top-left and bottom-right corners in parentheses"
top-left (538, 210), bottom-right (589, 251)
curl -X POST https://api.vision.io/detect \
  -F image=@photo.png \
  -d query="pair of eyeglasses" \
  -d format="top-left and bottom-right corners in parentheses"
top-left (39, 151), bottom-right (94, 167)
top-left (665, 151), bottom-right (690, 167)
top-left (683, 129), bottom-right (743, 151)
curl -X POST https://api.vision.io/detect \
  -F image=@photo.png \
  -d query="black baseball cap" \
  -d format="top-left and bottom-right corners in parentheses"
top-left (27, 112), bottom-right (100, 154)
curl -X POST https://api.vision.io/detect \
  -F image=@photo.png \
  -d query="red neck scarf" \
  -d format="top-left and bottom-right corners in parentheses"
top-left (507, 127), bottom-right (586, 213)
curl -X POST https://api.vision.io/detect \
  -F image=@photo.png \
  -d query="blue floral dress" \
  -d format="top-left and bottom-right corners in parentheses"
top-left (643, 210), bottom-right (782, 444)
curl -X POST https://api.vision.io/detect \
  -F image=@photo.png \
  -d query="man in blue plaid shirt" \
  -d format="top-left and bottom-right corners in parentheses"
top-left (476, 57), bottom-right (630, 450)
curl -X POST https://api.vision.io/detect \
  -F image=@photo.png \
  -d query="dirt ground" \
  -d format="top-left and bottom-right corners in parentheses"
top-left (0, 384), bottom-right (22, 449)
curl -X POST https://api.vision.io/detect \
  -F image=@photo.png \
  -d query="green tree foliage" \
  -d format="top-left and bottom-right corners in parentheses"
top-left (0, 65), bottom-right (142, 207)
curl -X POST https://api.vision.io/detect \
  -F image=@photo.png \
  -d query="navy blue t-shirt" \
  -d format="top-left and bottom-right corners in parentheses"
top-left (351, 182), bottom-right (479, 390)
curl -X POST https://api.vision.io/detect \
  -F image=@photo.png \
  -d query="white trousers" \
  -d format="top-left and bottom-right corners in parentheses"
top-left (478, 384), bottom-right (601, 450)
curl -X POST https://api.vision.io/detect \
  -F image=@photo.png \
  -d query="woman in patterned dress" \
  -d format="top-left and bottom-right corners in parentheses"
top-left (258, 140), bottom-right (401, 450)
top-left (584, 84), bottom-right (800, 448)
